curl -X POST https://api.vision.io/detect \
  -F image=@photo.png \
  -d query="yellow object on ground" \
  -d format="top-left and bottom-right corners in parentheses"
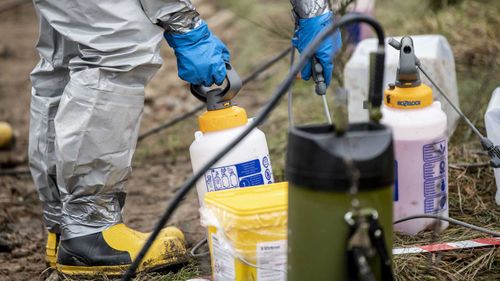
top-left (0, 121), bottom-right (14, 148)
top-left (203, 182), bottom-right (288, 281)
top-left (56, 223), bottom-right (188, 276)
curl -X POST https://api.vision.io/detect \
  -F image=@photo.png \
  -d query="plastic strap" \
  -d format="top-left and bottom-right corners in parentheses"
top-left (368, 217), bottom-right (394, 281)
top-left (347, 247), bottom-right (376, 281)
top-left (346, 214), bottom-right (394, 281)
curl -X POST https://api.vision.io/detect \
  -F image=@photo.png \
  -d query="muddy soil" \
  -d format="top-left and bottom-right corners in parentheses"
top-left (0, 1), bottom-right (235, 280)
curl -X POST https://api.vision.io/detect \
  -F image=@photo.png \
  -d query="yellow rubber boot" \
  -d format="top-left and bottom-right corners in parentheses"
top-left (45, 227), bottom-right (184, 270)
top-left (56, 223), bottom-right (188, 276)
top-left (45, 232), bottom-right (60, 268)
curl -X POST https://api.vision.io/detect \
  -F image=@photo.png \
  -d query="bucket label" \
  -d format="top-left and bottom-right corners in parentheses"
top-left (205, 156), bottom-right (273, 192)
top-left (211, 234), bottom-right (235, 281)
top-left (423, 139), bottom-right (447, 214)
top-left (257, 240), bottom-right (287, 281)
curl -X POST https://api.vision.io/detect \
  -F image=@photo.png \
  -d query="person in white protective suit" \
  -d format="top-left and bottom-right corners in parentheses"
top-left (29, 0), bottom-right (340, 276)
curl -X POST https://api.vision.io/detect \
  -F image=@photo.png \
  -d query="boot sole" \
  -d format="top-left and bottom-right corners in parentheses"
top-left (57, 254), bottom-right (189, 276)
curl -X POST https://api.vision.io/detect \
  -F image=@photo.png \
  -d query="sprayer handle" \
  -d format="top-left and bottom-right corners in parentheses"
top-left (311, 57), bottom-right (327, 96)
top-left (190, 63), bottom-right (242, 110)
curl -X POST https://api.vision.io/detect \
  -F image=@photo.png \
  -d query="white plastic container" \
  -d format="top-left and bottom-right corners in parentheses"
top-left (485, 87), bottom-right (500, 205)
top-left (190, 115), bottom-right (274, 206)
top-left (382, 99), bottom-right (449, 235)
top-left (344, 35), bottom-right (460, 136)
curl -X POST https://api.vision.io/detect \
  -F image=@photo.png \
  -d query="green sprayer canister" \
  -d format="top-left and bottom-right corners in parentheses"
top-left (286, 122), bottom-right (394, 280)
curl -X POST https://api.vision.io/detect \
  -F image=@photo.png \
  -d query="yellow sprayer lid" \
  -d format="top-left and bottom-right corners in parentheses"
top-left (384, 83), bottom-right (433, 109)
top-left (198, 106), bottom-right (248, 133)
top-left (204, 182), bottom-right (288, 230)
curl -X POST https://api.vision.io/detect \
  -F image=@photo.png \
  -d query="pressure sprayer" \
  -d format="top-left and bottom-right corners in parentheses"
top-left (189, 63), bottom-right (274, 205)
top-left (381, 36), bottom-right (449, 235)
top-left (386, 39), bottom-right (500, 169)
top-left (122, 15), bottom-right (391, 281)
top-left (287, 20), bottom-right (394, 281)
top-left (384, 35), bottom-right (500, 233)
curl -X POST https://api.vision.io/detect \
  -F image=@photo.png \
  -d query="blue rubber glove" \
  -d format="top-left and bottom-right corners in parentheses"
top-left (165, 21), bottom-right (230, 86)
top-left (292, 12), bottom-right (342, 86)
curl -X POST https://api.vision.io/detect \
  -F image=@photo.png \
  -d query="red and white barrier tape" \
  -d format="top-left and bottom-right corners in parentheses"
top-left (393, 237), bottom-right (500, 255)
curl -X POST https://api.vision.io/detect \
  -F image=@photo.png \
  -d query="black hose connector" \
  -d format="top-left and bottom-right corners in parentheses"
top-left (368, 46), bottom-right (385, 121)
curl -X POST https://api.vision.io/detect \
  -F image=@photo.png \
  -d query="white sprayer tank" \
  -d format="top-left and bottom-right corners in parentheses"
top-left (189, 106), bottom-right (274, 206)
top-left (344, 35), bottom-right (460, 136)
top-left (382, 83), bottom-right (449, 235)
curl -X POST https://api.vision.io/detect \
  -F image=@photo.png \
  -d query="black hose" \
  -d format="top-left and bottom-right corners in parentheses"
top-left (394, 214), bottom-right (500, 237)
top-left (122, 14), bottom-right (385, 280)
top-left (137, 104), bottom-right (204, 142)
top-left (0, 168), bottom-right (31, 176)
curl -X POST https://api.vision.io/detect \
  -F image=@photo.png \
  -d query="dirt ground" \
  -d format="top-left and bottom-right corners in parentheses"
top-left (0, 1), bottom-right (235, 280)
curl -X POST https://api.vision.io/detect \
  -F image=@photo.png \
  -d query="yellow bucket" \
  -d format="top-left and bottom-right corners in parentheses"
top-left (203, 182), bottom-right (288, 281)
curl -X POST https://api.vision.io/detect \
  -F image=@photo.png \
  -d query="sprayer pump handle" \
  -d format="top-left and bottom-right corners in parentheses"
top-left (190, 63), bottom-right (242, 111)
top-left (311, 57), bottom-right (327, 96)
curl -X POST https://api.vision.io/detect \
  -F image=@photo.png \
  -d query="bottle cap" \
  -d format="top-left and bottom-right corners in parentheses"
top-left (198, 106), bottom-right (248, 133)
top-left (384, 83), bottom-right (433, 109)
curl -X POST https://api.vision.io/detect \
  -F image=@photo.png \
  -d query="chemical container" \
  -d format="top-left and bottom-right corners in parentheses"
top-left (201, 182), bottom-right (288, 281)
top-left (485, 87), bottom-right (500, 205)
top-left (381, 36), bottom-right (449, 235)
top-left (286, 123), bottom-right (394, 281)
top-left (189, 64), bottom-right (274, 206)
top-left (344, 35), bottom-right (460, 136)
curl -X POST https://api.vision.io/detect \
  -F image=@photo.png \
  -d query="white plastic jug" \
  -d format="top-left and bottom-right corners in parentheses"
top-left (189, 107), bottom-right (274, 206)
top-left (485, 87), bottom-right (500, 205)
top-left (189, 65), bottom-right (274, 206)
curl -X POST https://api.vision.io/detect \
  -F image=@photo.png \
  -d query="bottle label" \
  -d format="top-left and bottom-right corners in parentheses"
top-left (393, 137), bottom-right (448, 215)
top-left (211, 234), bottom-right (235, 281)
top-left (423, 139), bottom-right (448, 214)
top-left (204, 155), bottom-right (274, 192)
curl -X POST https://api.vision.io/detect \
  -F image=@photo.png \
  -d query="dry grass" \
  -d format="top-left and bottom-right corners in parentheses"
top-left (393, 144), bottom-right (500, 280)
top-left (206, 1), bottom-right (500, 280)
top-left (375, 2), bottom-right (500, 279)
top-left (41, 261), bottom-right (201, 281)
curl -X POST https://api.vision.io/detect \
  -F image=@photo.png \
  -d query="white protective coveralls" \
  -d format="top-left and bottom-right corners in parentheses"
top-left (29, 0), bottom-right (328, 241)
top-left (29, 0), bottom-right (200, 240)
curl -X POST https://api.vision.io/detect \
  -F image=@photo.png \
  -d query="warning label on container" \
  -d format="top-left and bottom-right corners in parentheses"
top-left (422, 139), bottom-right (448, 214)
top-left (211, 234), bottom-right (235, 281)
top-left (204, 156), bottom-right (274, 192)
top-left (256, 240), bottom-right (287, 281)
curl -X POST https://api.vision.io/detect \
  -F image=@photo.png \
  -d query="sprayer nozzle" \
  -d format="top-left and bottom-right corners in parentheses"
top-left (388, 38), bottom-right (401, 50)
top-left (481, 138), bottom-right (500, 168)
